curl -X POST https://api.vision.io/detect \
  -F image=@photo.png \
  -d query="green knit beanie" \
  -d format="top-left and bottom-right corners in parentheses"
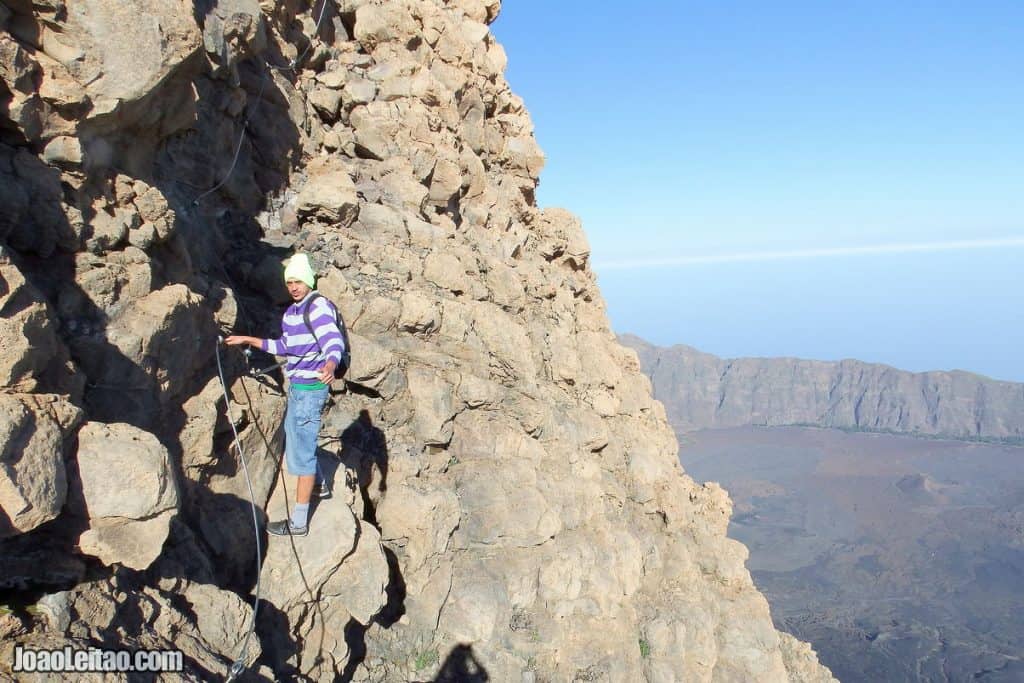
top-left (283, 253), bottom-right (316, 289)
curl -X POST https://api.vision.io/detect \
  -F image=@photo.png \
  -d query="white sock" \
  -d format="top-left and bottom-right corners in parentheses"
top-left (291, 503), bottom-right (309, 528)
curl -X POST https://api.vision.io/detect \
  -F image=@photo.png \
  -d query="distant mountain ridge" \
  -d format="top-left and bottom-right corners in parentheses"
top-left (620, 334), bottom-right (1024, 441)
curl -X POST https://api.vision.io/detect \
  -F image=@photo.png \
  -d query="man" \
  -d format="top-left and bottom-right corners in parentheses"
top-left (226, 253), bottom-right (344, 536)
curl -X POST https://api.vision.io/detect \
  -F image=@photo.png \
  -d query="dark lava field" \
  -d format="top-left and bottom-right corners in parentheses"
top-left (680, 426), bottom-right (1024, 683)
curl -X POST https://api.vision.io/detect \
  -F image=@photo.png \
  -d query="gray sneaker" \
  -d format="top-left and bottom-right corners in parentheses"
top-left (313, 482), bottom-right (332, 499)
top-left (267, 519), bottom-right (307, 537)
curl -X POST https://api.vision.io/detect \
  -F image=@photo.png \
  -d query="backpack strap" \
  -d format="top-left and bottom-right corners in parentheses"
top-left (301, 292), bottom-right (350, 370)
top-left (301, 293), bottom-right (323, 354)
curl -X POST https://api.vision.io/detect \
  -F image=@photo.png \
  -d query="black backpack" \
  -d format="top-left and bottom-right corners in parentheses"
top-left (301, 292), bottom-right (351, 379)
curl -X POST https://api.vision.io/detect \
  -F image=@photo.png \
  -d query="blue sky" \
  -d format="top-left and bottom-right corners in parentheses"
top-left (491, 2), bottom-right (1024, 381)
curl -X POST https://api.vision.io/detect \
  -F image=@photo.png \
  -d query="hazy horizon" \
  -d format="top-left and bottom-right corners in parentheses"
top-left (602, 245), bottom-right (1022, 382)
top-left (492, 2), bottom-right (1024, 383)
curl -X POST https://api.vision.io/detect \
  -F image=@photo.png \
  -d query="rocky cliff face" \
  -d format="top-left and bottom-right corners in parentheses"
top-left (0, 2), bottom-right (833, 680)
top-left (622, 335), bottom-right (1024, 441)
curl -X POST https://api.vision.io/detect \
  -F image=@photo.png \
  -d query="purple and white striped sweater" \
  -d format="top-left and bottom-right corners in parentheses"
top-left (261, 291), bottom-right (344, 385)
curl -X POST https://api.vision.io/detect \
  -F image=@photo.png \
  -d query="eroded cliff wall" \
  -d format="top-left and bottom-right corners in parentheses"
top-left (0, 2), bottom-right (834, 680)
top-left (622, 335), bottom-right (1024, 440)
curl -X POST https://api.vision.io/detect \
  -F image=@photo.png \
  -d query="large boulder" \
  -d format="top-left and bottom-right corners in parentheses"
top-left (296, 158), bottom-right (360, 225)
top-left (0, 576), bottom-right (265, 678)
top-left (0, 146), bottom-right (78, 257)
top-left (201, 0), bottom-right (268, 70)
top-left (69, 283), bottom-right (214, 423)
top-left (0, 261), bottom-right (65, 392)
top-left (72, 422), bottom-right (179, 570)
top-left (257, 467), bottom-right (389, 678)
top-left (2, 0), bottom-right (202, 144)
top-left (0, 394), bottom-right (81, 538)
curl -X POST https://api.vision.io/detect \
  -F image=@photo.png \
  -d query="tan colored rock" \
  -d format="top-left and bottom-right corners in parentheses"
top-left (460, 19), bottom-right (490, 45)
top-left (378, 75), bottom-right (411, 101)
top-left (427, 158), bottom-right (462, 206)
top-left (41, 135), bottom-right (82, 166)
top-left (74, 422), bottom-right (179, 570)
top-left (466, 301), bottom-right (537, 380)
top-left (56, 251), bottom-right (153, 318)
top-left (779, 632), bottom-right (839, 682)
top-left (480, 256), bottom-right (524, 311)
top-left (379, 162), bottom-right (430, 214)
top-left (178, 377), bottom-right (224, 472)
top-left (423, 251), bottom-right (471, 294)
top-left (398, 290), bottom-right (440, 333)
top-left (535, 207), bottom-right (590, 269)
top-left (377, 478), bottom-right (460, 580)
top-left (85, 284), bottom-right (208, 401)
top-left (356, 202), bottom-right (409, 243)
top-left (0, 394), bottom-right (76, 538)
top-left (316, 69), bottom-right (348, 89)
top-left (127, 221), bottom-right (158, 249)
top-left (350, 102), bottom-right (402, 160)
top-left (180, 581), bottom-right (263, 666)
top-left (353, 295), bottom-right (401, 335)
top-left (316, 267), bottom-right (353, 304)
top-left (23, 577), bottom-right (264, 675)
top-left (296, 158), bottom-right (359, 225)
top-left (260, 487), bottom-right (357, 611)
top-left (407, 215), bottom-right (447, 247)
top-left (322, 522), bottom-right (389, 624)
top-left (453, 457), bottom-right (561, 546)
top-left (0, 263), bottom-right (63, 392)
top-left (485, 39), bottom-right (508, 76)
top-left (257, 462), bottom-right (391, 676)
top-left (457, 372), bottom-right (503, 409)
top-left (345, 332), bottom-right (398, 392)
top-left (353, 4), bottom-right (419, 50)
top-left (343, 76), bottom-right (377, 104)
top-left (321, 126), bottom-right (350, 152)
top-left (459, 147), bottom-right (487, 197)
top-left (309, 85), bottom-right (343, 121)
top-left (437, 569), bottom-right (508, 644)
top-left (407, 365), bottom-right (456, 446)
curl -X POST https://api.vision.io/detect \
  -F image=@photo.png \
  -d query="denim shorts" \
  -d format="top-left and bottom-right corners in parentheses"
top-left (283, 385), bottom-right (328, 476)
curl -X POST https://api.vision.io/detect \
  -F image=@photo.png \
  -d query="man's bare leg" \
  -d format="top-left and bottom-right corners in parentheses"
top-left (296, 474), bottom-right (314, 505)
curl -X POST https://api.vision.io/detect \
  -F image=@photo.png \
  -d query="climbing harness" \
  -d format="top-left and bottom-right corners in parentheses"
top-left (215, 337), bottom-right (263, 682)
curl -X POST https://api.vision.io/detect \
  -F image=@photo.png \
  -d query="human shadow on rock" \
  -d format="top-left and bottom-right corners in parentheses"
top-left (335, 409), bottom-right (390, 526)
top-left (432, 644), bottom-right (490, 683)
